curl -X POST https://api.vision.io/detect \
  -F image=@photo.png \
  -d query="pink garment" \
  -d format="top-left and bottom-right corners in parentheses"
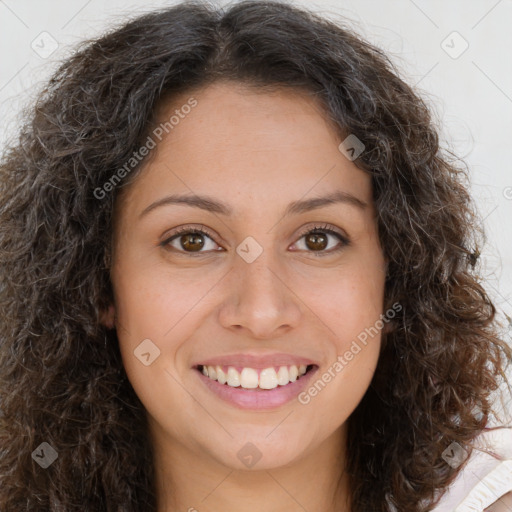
top-left (431, 427), bottom-right (512, 511)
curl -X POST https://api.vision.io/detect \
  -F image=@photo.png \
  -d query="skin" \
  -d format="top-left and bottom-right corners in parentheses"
top-left (104, 81), bottom-right (388, 512)
top-left (485, 491), bottom-right (512, 511)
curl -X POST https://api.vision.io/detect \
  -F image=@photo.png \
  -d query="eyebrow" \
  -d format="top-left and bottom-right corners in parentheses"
top-left (138, 190), bottom-right (368, 219)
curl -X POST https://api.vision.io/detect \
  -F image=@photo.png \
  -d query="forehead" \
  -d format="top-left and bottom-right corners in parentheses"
top-left (116, 81), bottom-right (373, 219)
top-left (154, 80), bottom-right (341, 153)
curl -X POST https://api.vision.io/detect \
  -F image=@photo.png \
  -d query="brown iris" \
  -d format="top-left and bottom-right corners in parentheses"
top-left (180, 233), bottom-right (205, 252)
top-left (305, 232), bottom-right (328, 251)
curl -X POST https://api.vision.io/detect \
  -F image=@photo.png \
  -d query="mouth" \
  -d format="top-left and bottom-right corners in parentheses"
top-left (193, 362), bottom-right (319, 410)
top-left (195, 363), bottom-right (317, 391)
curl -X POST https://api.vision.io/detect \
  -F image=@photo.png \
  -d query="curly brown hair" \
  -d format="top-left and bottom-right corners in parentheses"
top-left (1, 1), bottom-right (511, 510)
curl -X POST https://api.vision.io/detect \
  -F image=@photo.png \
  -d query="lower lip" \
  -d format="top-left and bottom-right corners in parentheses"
top-left (195, 366), bottom-right (319, 410)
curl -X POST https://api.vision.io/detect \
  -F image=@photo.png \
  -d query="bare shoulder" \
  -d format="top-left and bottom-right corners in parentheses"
top-left (484, 491), bottom-right (512, 511)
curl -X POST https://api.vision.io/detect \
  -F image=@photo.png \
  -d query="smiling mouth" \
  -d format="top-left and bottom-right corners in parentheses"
top-left (196, 364), bottom-right (317, 391)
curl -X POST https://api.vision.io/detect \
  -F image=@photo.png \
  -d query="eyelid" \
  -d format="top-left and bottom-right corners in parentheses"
top-left (162, 224), bottom-right (217, 241)
top-left (295, 223), bottom-right (349, 243)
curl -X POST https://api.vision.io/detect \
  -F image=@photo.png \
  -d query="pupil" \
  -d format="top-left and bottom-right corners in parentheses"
top-left (306, 232), bottom-right (327, 251)
top-left (182, 233), bottom-right (204, 251)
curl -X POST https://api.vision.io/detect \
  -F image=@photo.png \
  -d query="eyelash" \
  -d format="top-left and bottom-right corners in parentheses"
top-left (160, 223), bottom-right (350, 257)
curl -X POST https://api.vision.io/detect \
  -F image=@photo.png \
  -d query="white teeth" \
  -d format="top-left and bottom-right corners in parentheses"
top-left (277, 366), bottom-right (289, 386)
top-left (226, 367), bottom-right (241, 387)
top-left (201, 364), bottom-right (310, 389)
top-left (217, 366), bottom-right (227, 385)
top-left (207, 365), bottom-right (217, 380)
top-left (240, 368), bottom-right (259, 388)
top-left (259, 368), bottom-right (278, 389)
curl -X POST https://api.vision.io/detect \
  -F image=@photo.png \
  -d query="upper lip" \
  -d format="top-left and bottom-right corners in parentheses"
top-left (193, 352), bottom-right (318, 370)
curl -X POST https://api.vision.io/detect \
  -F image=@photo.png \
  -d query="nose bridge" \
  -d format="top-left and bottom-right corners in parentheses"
top-left (235, 232), bottom-right (281, 288)
top-left (218, 239), bottom-right (301, 337)
top-left (240, 250), bottom-right (279, 296)
top-left (235, 242), bottom-right (285, 310)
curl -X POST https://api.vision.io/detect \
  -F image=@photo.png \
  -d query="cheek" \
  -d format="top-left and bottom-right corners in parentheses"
top-left (294, 253), bottom-right (386, 342)
top-left (112, 253), bottom-right (218, 340)
top-left (292, 253), bottom-right (385, 413)
top-left (296, 277), bottom-right (384, 430)
top-left (112, 275), bottom-right (193, 429)
top-left (305, 346), bottom-right (380, 433)
top-left (111, 257), bottom-right (224, 399)
top-left (310, 277), bottom-right (384, 378)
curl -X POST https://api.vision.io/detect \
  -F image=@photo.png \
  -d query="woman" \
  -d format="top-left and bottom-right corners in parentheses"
top-left (0, 1), bottom-right (510, 510)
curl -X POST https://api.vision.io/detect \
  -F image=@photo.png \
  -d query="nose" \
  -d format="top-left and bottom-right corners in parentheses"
top-left (217, 250), bottom-right (301, 340)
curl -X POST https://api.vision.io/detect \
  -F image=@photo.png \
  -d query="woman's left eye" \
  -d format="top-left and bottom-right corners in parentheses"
top-left (291, 226), bottom-right (349, 255)
top-left (160, 224), bottom-right (349, 256)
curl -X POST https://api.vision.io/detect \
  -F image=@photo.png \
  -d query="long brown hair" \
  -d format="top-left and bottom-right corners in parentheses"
top-left (1, 1), bottom-right (510, 510)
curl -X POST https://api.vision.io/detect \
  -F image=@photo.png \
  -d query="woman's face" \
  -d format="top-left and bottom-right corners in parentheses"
top-left (108, 81), bottom-right (387, 471)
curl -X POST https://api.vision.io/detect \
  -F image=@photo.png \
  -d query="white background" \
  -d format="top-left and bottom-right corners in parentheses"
top-left (1, 0), bottom-right (511, 421)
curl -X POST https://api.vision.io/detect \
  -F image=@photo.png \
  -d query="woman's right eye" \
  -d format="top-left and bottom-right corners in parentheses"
top-left (161, 228), bottom-right (222, 255)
